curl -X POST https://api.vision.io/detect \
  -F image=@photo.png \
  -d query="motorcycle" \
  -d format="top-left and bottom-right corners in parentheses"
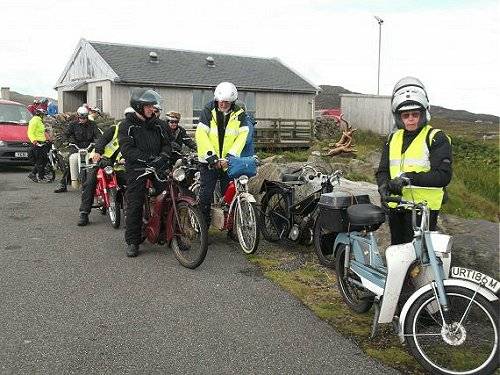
top-left (190, 155), bottom-right (260, 254)
top-left (316, 181), bottom-right (499, 375)
top-left (68, 143), bottom-right (95, 189)
top-left (259, 165), bottom-right (341, 246)
top-left (42, 142), bottom-right (66, 182)
top-left (88, 158), bottom-right (125, 229)
top-left (137, 159), bottom-right (208, 269)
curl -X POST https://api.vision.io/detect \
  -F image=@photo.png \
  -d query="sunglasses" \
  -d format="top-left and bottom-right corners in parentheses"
top-left (168, 120), bottom-right (179, 124)
top-left (400, 111), bottom-right (421, 120)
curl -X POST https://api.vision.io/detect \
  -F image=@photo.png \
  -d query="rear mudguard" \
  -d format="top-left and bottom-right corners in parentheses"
top-left (397, 278), bottom-right (499, 343)
top-left (259, 179), bottom-right (293, 194)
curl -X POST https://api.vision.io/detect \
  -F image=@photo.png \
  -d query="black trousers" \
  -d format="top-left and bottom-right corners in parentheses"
top-left (79, 169), bottom-right (126, 214)
top-left (124, 172), bottom-right (165, 245)
top-left (30, 143), bottom-right (49, 178)
top-left (388, 209), bottom-right (439, 245)
top-left (198, 165), bottom-right (230, 224)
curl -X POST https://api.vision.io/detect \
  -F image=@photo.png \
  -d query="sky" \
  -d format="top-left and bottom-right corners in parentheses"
top-left (1, 0), bottom-right (499, 116)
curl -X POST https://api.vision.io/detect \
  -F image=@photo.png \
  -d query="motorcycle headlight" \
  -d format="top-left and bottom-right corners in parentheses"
top-left (0, 140), bottom-right (6, 147)
top-left (104, 166), bottom-right (114, 175)
top-left (238, 175), bottom-right (249, 185)
top-left (173, 168), bottom-right (186, 182)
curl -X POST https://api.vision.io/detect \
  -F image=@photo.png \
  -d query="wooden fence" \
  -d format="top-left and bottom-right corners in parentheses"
top-left (184, 117), bottom-right (314, 149)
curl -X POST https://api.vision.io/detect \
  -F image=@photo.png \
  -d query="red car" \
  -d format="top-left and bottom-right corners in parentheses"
top-left (0, 99), bottom-right (34, 166)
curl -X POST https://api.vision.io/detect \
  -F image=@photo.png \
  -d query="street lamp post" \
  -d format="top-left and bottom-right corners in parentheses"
top-left (374, 16), bottom-right (384, 95)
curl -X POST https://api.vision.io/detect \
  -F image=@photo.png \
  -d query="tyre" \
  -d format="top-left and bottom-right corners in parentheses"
top-left (171, 202), bottom-right (208, 269)
top-left (235, 197), bottom-right (260, 254)
top-left (335, 244), bottom-right (374, 313)
top-left (107, 188), bottom-right (121, 229)
top-left (260, 190), bottom-right (290, 242)
top-left (313, 217), bottom-right (338, 268)
top-left (404, 285), bottom-right (499, 375)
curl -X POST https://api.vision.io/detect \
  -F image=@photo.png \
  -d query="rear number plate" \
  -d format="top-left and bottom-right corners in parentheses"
top-left (15, 152), bottom-right (29, 158)
top-left (451, 267), bottom-right (500, 294)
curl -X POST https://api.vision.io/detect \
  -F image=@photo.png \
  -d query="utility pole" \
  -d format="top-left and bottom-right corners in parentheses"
top-left (374, 16), bottom-right (384, 95)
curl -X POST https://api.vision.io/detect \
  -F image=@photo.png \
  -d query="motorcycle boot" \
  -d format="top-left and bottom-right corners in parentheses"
top-left (54, 183), bottom-right (67, 193)
top-left (126, 244), bottom-right (139, 257)
top-left (28, 173), bottom-right (38, 182)
top-left (77, 212), bottom-right (89, 226)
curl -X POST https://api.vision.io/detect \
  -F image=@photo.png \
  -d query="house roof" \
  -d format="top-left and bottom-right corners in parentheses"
top-left (88, 40), bottom-right (318, 93)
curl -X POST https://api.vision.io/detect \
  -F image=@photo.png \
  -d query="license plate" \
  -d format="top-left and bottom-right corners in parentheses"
top-left (451, 267), bottom-right (500, 294)
top-left (15, 152), bottom-right (28, 158)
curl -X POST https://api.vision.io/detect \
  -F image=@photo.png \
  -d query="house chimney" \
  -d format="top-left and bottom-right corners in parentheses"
top-left (206, 56), bottom-right (215, 67)
top-left (1, 87), bottom-right (10, 100)
top-left (149, 51), bottom-right (159, 63)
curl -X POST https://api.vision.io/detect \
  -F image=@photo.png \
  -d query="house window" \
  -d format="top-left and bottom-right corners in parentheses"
top-left (193, 89), bottom-right (256, 122)
top-left (95, 86), bottom-right (103, 111)
top-left (239, 91), bottom-right (256, 118)
top-left (192, 89), bottom-right (214, 123)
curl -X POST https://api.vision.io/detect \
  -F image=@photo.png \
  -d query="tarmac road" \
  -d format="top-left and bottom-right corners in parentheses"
top-left (0, 167), bottom-right (398, 374)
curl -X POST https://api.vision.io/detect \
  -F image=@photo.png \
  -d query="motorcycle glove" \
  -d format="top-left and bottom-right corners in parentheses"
top-left (387, 177), bottom-right (409, 195)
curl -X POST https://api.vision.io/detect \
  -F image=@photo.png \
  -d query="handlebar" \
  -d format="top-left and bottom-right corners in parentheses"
top-left (67, 143), bottom-right (95, 152)
top-left (134, 166), bottom-right (167, 182)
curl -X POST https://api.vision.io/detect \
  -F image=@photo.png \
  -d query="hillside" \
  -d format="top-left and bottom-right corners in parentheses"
top-left (317, 84), bottom-right (499, 124)
top-left (7, 90), bottom-right (57, 106)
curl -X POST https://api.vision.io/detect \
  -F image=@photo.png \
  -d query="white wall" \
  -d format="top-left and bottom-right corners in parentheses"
top-left (340, 94), bottom-right (394, 135)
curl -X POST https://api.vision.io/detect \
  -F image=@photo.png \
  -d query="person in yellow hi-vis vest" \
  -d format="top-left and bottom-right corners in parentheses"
top-left (76, 108), bottom-right (128, 227)
top-left (376, 77), bottom-right (452, 245)
top-left (27, 108), bottom-right (50, 182)
top-left (195, 82), bottom-right (249, 228)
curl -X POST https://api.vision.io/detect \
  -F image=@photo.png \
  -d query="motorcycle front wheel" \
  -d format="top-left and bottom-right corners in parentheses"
top-left (404, 285), bottom-right (499, 375)
top-left (107, 187), bottom-right (121, 229)
top-left (235, 197), bottom-right (260, 254)
top-left (171, 202), bottom-right (208, 269)
top-left (260, 190), bottom-right (290, 242)
top-left (335, 244), bottom-right (374, 313)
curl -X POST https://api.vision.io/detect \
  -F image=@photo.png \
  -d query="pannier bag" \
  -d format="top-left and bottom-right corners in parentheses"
top-left (227, 155), bottom-right (257, 179)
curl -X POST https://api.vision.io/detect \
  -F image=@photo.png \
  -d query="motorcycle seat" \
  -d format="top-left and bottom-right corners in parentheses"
top-left (281, 173), bottom-right (301, 182)
top-left (347, 203), bottom-right (385, 232)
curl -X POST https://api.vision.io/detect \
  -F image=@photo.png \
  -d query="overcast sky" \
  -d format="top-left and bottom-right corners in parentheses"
top-left (1, 0), bottom-right (499, 116)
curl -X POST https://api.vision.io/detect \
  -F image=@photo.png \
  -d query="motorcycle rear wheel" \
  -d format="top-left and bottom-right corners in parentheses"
top-left (404, 285), bottom-right (499, 375)
top-left (313, 217), bottom-right (337, 268)
top-left (171, 202), bottom-right (208, 269)
top-left (335, 244), bottom-right (374, 313)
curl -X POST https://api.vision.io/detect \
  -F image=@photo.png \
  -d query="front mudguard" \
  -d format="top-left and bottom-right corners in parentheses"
top-left (397, 278), bottom-right (499, 343)
top-left (333, 233), bottom-right (350, 256)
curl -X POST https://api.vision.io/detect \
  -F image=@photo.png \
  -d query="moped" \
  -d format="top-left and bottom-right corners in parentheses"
top-left (42, 142), bottom-right (66, 182)
top-left (319, 188), bottom-right (499, 375)
top-left (137, 161), bottom-right (208, 269)
top-left (190, 156), bottom-right (260, 254)
top-left (88, 158), bottom-right (124, 229)
top-left (259, 165), bottom-right (341, 247)
top-left (68, 142), bottom-right (95, 189)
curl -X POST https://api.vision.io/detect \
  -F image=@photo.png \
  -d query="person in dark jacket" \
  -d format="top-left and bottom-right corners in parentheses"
top-left (376, 77), bottom-right (452, 245)
top-left (54, 106), bottom-right (101, 193)
top-left (118, 89), bottom-right (172, 257)
top-left (165, 111), bottom-right (196, 151)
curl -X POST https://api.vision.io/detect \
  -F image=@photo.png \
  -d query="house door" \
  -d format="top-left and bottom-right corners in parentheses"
top-left (63, 91), bottom-right (87, 113)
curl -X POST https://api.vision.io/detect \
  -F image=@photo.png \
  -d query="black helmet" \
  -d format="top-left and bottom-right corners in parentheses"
top-left (130, 89), bottom-right (161, 116)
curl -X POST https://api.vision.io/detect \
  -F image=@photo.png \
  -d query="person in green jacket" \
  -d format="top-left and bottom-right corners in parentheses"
top-left (27, 108), bottom-right (50, 182)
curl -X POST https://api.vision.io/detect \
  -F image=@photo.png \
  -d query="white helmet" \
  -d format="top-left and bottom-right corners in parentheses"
top-left (214, 82), bottom-right (238, 102)
top-left (391, 76), bottom-right (431, 128)
top-left (124, 107), bottom-right (135, 115)
top-left (77, 106), bottom-right (89, 117)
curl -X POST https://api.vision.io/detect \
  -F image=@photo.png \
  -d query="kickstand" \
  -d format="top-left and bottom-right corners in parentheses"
top-left (370, 301), bottom-right (381, 339)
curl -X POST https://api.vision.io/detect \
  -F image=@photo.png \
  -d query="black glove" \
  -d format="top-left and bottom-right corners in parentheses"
top-left (171, 142), bottom-right (182, 152)
top-left (149, 156), bottom-right (169, 171)
top-left (378, 183), bottom-right (389, 198)
top-left (206, 153), bottom-right (218, 167)
top-left (387, 177), bottom-right (408, 195)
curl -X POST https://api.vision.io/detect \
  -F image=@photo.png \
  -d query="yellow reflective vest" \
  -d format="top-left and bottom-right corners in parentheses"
top-left (27, 115), bottom-right (46, 143)
top-left (102, 124), bottom-right (124, 171)
top-left (195, 108), bottom-right (249, 162)
top-left (388, 125), bottom-right (447, 210)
